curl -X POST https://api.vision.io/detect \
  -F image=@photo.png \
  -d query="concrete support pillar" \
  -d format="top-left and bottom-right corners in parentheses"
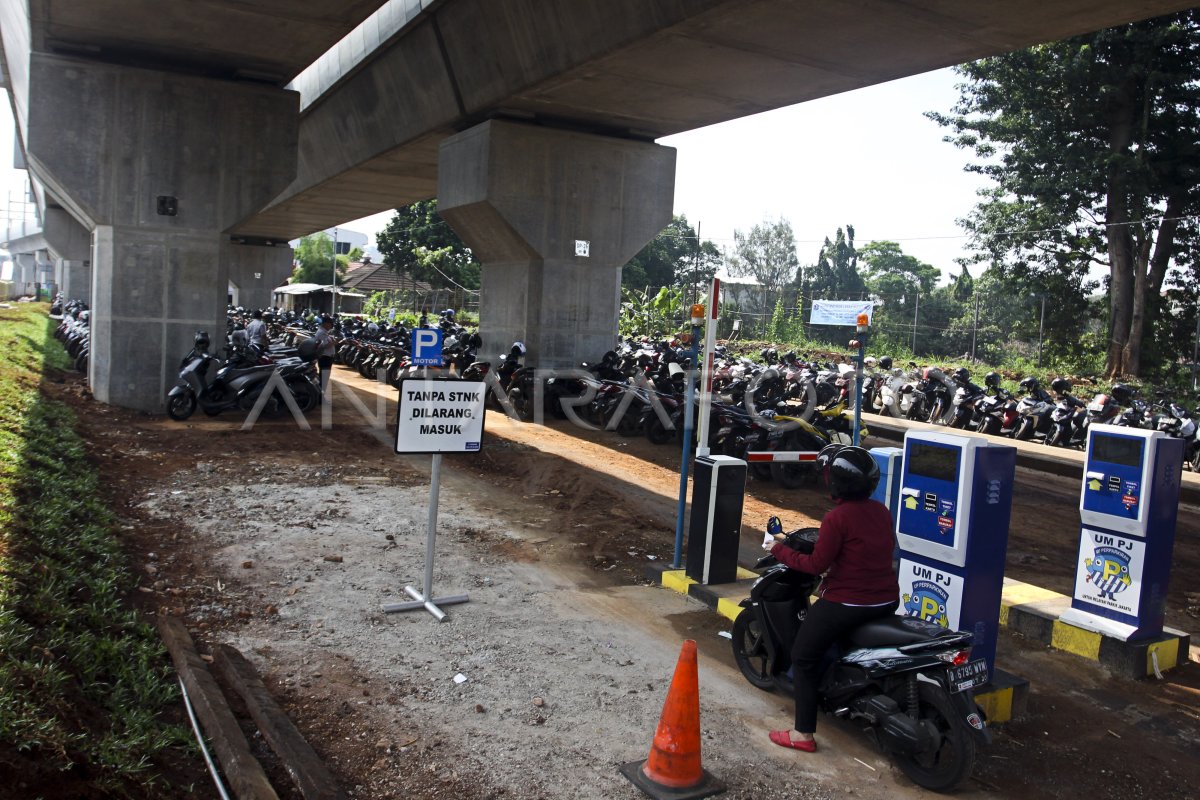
top-left (437, 120), bottom-right (675, 367)
top-left (223, 241), bottom-right (295, 311)
top-left (60, 260), bottom-right (91, 302)
top-left (24, 54), bottom-right (297, 411)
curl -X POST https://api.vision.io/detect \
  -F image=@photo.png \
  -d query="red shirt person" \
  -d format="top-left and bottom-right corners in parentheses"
top-left (767, 445), bottom-right (900, 754)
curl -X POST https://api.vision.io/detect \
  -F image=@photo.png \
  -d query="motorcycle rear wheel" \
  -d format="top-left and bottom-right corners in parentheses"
top-left (166, 391), bottom-right (197, 421)
top-left (288, 380), bottom-right (320, 413)
top-left (645, 417), bottom-right (675, 445)
top-left (731, 610), bottom-right (776, 691)
top-left (770, 461), bottom-right (814, 489)
top-left (893, 683), bottom-right (977, 792)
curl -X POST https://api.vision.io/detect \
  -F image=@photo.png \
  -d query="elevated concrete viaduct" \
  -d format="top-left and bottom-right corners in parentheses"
top-left (2, 0), bottom-right (1195, 410)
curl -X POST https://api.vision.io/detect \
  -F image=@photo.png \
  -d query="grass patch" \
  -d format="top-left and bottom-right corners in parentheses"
top-left (0, 303), bottom-right (188, 793)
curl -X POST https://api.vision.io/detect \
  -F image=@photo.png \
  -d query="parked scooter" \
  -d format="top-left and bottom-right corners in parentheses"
top-left (1045, 378), bottom-right (1087, 447)
top-left (1012, 377), bottom-right (1055, 441)
top-left (166, 331), bottom-right (320, 421)
top-left (732, 522), bottom-right (989, 791)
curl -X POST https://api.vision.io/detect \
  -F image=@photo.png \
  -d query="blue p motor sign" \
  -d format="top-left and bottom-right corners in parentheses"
top-left (411, 327), bottom-right (444, 366)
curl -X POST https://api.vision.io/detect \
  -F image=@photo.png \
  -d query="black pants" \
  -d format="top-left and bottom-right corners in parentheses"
top-left (792, 598), bottom-right (899, 733)
top-left (318, 355), bottom-right (334, 393)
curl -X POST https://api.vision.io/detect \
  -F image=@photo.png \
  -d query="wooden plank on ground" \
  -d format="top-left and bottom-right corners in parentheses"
top-left (156, 615), bottom-right (280, 800)
top-left (213, 643), bottom-right (349, 800)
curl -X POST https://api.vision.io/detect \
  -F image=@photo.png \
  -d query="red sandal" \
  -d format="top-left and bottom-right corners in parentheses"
top-left (769, 730), bottom-right (817, 752)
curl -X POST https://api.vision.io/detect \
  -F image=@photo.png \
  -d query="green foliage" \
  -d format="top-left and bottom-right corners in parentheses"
top-left (801, 225), bottom-right (866, 303)
top-left (291, 232), bottom-right (344, 285)
top-left (0, 304), bottom-right (188, 791)
top-left (622, 215), bottom-right (721, 290)
top-left (619, 286), bottom-right (686, 339)
top-left (929, 10), bottom-right (1200, 376)
top-left (727, 218), bottom-right (800, 303)
top-left (376, 200), bottom-right (480, 289)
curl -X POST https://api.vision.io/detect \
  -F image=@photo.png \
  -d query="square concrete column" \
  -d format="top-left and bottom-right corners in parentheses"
top-left (224, 240), bottom-right (295, 311)
top-left (25, 54), bottom-right (298, 411)
top-left (60, 260), bottom-right (91, 303)
top-left (437, 120), bottom-right (675, 368)
top-left (90, 226), bottom-right (227, 407)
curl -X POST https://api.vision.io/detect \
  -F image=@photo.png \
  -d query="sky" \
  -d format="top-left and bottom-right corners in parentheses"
top-left (2, 66), bottom-right (988, 283)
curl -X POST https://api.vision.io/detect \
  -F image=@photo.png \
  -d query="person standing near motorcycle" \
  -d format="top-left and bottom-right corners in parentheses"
top-left (765, 445), bottom-right (899, 753)
top-left (245, 309), bottom-right (269, 352)
top-left (313, 315), bottom-right (337, 393)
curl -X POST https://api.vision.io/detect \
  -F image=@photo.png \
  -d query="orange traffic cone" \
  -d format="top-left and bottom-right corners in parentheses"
top-left (619, 640), bottom-right (726, 799)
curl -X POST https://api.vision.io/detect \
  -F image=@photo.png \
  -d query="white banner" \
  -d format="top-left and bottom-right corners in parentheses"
top-left (809, 300), bottom-right (875, 326)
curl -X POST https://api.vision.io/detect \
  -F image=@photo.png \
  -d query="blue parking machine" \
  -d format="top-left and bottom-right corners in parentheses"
top-left (894, 431), bottom-right (1016, 680)
top-left (1059, 424), bottom-right (1183, 640)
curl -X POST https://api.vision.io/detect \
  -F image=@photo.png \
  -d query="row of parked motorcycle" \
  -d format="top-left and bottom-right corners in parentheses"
top-left (52, 298), bottom-right (1200, 472)
top-left (52, 297), bottom-right (91, 373)
top-left (853, 355), bottom-right (1200, 471)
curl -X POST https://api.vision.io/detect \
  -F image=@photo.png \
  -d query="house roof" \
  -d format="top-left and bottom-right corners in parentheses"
top-left (340, 261), bottom-right (432, 293)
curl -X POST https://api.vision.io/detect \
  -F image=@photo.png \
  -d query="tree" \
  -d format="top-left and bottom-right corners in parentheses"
top-left (622, 214), bottom-right (721, 291)
top-left (858, 241), bottom-right (940, 300)
top-left (802, 225), bottom-right (867, 303)
top-left (727, 218), bottom-right (800, 307)
top-left (929, 11), bottom-right (1200, 378)
top-left (291, 233), bottom-right (343, 285)
top-left (376, 199), bottom-right (481, 289)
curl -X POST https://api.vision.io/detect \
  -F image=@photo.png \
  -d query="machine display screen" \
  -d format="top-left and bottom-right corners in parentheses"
top-left (1092, 435), bottom-right (1143, 468)
top-left (907, 442), bottom-right (959, 483)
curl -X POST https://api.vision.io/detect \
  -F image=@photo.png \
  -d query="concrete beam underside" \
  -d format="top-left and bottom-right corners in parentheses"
top-left (437, 120), bottom-right (675, 367)
top-left (23, 54), bottom-right (299, 411)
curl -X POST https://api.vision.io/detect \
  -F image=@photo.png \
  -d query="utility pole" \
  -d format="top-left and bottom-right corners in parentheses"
top-left (332, 227), bottom-right (339, 318)
top-left (970, 294), bottom-right (980, 361)
top-left (1192, 312), bottom-right (1200, 391)
top-left (1037, 295), bottom-right (1046, 368)
top-left (912, 292), bottom-right (919, 354)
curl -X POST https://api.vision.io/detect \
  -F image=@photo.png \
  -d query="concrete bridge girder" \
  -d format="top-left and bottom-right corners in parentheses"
top-left (438, 120), bottom-right (676, 368)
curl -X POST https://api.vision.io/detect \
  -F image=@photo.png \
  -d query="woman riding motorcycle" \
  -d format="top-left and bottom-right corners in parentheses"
top-left (764, 444), bottom-right (899, 752)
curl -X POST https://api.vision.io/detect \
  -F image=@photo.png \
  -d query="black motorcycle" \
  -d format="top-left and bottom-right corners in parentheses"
top-left (731, 525), bottom-right (989, 792)
top-left (166, 333), bottom-right (320, 421)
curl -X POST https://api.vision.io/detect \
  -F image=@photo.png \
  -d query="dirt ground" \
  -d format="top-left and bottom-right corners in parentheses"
top-left (51, 366), bottom-right (1200, 800)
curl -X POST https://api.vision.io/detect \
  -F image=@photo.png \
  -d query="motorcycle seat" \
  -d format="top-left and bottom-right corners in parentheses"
top-left (844, 615), bottom-right (959, 648)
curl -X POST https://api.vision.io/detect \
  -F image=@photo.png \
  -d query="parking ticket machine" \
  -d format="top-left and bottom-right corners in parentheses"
top-left (1059, 424), bottom-right (1182, 640)
top-left (894, 431), bottom-right (1016, 679)
top-left (869, 447), bottom-right (903, 513)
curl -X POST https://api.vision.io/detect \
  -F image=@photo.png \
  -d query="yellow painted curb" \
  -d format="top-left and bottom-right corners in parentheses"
top-left (1050, 620), bottom-right (1102, 660)
top-left (736, 567), bottom-right (757, 580)
top-left (661, 570), bottom-right (695, 595)
top-left (1147, 639), bottom-right (1179, 675)
top-left (716, 597), bottom-right (743, 622)
top-left (975, 686), bottom-right (1013, 724)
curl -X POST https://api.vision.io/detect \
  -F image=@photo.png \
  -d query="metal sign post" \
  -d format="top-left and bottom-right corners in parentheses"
top-left (694, 278), bottom-right (720, 457)
top-left (386, 376), bottom-right (487, 621)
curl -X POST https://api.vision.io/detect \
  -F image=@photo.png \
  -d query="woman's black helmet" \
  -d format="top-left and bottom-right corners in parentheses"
top-left (1050, 377), bottom-right (1072, 394)
top-left (816, 444), bottom-right (880, 501)
top-left (984, 371), bottom-right (1001, 388)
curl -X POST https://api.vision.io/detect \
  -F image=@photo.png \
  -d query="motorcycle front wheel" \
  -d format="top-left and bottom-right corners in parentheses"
top-left (731, 610), bottom-right (776, 691)
top-left (166, 391), bottom-right (197, 421)
top-left (893, 683), bottom-right (977, 792)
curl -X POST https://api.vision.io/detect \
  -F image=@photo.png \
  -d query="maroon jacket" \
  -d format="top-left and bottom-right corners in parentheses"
top-left (770, 498), bottom-right (899, 605)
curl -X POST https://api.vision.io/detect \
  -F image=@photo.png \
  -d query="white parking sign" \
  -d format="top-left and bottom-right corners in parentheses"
top-left (395, 378), bottom-right (487, 453)
top-left (411, 327), bottom-right (444, 366)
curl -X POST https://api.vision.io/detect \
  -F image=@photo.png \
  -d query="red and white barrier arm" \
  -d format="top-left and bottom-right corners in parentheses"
top-left (745, 451), bottom-right (819, 463)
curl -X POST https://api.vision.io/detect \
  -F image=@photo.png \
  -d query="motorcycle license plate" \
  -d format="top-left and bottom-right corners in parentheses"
top-left (948, 659), bottom-right (988, 693)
